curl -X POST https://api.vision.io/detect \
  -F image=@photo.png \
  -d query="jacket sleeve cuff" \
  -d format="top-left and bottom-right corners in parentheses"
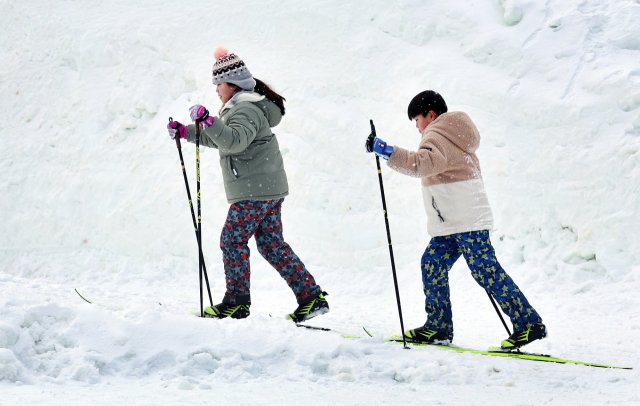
top-left (387, 145), bottom-right (408, 168)
top-left (203, 116), bottom-right (225, 139)
top-left (186, 124), bottom-right (196, 143)
top-left (186, 118), bottom-right (226, 147)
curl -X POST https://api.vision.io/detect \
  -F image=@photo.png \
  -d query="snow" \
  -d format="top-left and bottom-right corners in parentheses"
top-left (1, 0), bottom-right (640, 404)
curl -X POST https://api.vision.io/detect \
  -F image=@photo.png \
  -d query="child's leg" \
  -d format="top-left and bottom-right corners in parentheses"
top-left (219, 200), bottom-right (273, 305)
top-left (421, 236), bottom-right (462, 333)
top-left (255, 198), bottom-right (322, 304)
top-left (455, 230), bottom-right (543, 331)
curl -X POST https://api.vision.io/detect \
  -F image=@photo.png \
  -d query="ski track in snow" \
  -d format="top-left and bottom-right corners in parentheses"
top-left (1, 0), bottom-right (640, 404)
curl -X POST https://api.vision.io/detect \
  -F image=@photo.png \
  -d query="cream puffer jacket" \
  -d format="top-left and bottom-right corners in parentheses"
top-left (387, 111), bottom-right (494, 237)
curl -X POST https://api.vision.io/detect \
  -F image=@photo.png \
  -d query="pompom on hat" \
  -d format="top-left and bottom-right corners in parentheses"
top-left (212, 46), bottom-right (256, 91)
top-left (213, 46), bottom-right (228, 60)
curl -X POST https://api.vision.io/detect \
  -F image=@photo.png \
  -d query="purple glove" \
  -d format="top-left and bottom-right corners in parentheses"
top-left (189, 105), bottom-right (215, 130)
top-left (167, 120), bottom-right (187, 140)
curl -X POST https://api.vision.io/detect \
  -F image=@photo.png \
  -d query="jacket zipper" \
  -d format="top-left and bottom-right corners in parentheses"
top-left (227, 157), bottom-right (238, 179)
top-left (432, 196), bottom-right (445, 223)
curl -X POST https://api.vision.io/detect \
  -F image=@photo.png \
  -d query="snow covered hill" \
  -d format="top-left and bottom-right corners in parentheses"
top-left (1, 0), bottom-right (639, 404)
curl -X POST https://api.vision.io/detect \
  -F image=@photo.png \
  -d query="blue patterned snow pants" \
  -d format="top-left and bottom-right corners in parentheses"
top-left (220, 198), bottom-right (322, 306)
top-left (421, 230), bottom-right (542, 333)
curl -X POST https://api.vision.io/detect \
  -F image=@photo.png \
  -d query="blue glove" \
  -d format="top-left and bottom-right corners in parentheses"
top-left (372, 137), bottom-right (394, 160)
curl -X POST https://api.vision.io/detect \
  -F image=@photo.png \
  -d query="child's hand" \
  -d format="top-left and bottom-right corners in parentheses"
top-left (372, 138), bottom-right (394, 160)
top-left (189, 105), bottom-right (215, 129)
top-left (167, 120), bottom-right (187, 140)
top-left (365, 134), bottom-right (375, 153)
top-left (189, 105), bottom-right (209, 122)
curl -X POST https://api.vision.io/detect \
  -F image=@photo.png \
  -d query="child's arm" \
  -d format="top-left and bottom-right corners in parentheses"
top-left (387, 136), bottom-right (447, 178)
top-left (186, 110), bottom-right (259, 153)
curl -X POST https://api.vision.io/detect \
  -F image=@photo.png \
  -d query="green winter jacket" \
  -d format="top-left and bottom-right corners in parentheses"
top-left (186, 92), bottom-right (289, 204)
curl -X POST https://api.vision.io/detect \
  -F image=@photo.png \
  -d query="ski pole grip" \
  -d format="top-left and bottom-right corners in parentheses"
top-left (169, 117), bottom-right (182, 149)
top-left (366, 119), bottom-right (376, 153)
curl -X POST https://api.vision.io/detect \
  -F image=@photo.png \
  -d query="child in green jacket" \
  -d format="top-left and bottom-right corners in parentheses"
top-left (167, 47), bottom-right (328, 322)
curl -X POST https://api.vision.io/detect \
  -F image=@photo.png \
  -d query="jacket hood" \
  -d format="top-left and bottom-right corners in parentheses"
top-left (422, 111), bottom-right (480, 153)
top-left (224, 91), bottom-right (282, 128)
top-left (251, 97), bottom-right (282, 128)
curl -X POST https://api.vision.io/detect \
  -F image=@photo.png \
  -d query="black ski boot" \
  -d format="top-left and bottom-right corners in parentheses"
top-left (204, 303), bottom-right (250, 319)
top-left (404, 326), bottom-right (453, 345)
top-left (286, 292), bottom-right (329, 323)
top-left (501, 323), bottom-right (547, 350)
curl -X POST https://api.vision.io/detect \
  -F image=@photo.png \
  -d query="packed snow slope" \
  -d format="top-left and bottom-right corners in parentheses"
top-left (1, 0), bottom-right (640, 404)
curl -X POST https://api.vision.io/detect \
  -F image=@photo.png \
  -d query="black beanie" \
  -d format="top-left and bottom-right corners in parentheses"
top-left (407, 90), bottom-right (448, 120)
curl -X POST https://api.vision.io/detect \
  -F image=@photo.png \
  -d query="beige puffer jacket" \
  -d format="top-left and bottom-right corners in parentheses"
top-left (387, 111), bottom-right (494, 237)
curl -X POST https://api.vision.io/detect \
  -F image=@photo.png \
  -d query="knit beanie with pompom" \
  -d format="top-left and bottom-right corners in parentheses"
top-left (211, 46), bottom-right (256, 91)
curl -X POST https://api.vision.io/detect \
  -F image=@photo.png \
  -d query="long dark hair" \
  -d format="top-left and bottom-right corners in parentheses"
top-left (254, 78), bottom-right (286, 116)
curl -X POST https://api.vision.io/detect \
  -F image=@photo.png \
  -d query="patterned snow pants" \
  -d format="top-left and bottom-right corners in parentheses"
top-left (220, 198), bottom-right (322, 306)
top-left (421, 230), bottom-right (542, 333)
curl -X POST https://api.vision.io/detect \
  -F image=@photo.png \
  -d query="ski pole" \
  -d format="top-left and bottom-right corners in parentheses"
top-left (485, 291), bottom-right (511, 336)
top-left (369, 119), bottom-right (409, 349)
top-left (169, 118), bottom-right (213, 312)
top-left (195, 117), bottom-right (204, 318)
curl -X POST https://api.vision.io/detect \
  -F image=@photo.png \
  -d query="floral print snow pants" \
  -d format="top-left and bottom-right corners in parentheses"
top-left (220, 198), bottom-right (322, 306)
top-left (421, 230), bottom-right (542, 333)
